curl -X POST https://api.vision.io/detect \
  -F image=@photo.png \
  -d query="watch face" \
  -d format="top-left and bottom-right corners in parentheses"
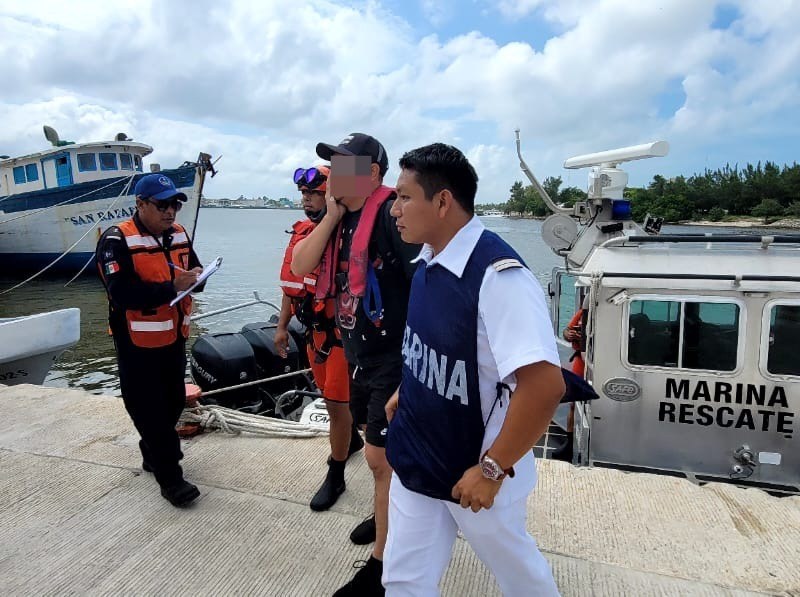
top-left (480, 457), bottom-right (502, 480)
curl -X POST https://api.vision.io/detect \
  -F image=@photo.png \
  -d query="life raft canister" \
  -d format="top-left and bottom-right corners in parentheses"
top-left (115, 219), bottom-right (193, 348)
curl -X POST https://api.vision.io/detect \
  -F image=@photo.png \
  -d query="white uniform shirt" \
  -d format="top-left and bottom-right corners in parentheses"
top-left (414, 216), bottom-right (560, 505)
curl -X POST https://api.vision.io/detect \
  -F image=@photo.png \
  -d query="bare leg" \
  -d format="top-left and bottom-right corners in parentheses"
top-left (327, 400), bottom-right (353, 461)
top-left (365, 443), bottom-right (392, 559)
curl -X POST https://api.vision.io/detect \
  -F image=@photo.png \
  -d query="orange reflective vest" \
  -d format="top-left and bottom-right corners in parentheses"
top-left (567, 308), bottom-right (585, 377)
top-left (114, 219), bottom-right (193, 348)
top-left (279, 219), bottom-right (318, 298)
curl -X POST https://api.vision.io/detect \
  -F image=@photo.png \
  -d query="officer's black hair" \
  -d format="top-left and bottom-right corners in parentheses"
top-left (398, 143), bottom-right (478, 215)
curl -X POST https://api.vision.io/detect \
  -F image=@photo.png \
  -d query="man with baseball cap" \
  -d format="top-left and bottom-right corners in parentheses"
top-left (96, 173), bottom-right (204, 508)
top-left (315, 133), bottom-right (389, 175)
top-left (292, 134), bottom-right (420, 596)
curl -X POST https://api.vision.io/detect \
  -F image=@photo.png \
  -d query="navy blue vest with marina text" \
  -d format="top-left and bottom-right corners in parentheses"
top-left (386, 229), bottom-right (524, 502)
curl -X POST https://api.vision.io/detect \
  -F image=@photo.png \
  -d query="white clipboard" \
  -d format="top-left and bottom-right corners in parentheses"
top-left (170, 256), bottom-right (222, 306)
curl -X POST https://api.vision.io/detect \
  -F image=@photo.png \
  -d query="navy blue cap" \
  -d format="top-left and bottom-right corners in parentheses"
top-left (316, 133), bottom-right (389, 176)
top-left (134, 174), bottom-right (187, 202)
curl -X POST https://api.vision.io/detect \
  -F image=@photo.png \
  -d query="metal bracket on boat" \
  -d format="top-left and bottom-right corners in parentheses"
top-left (608, 289), bottom-right (629, 305)
top-left (760, 236), bottom-right (774, 250)
top-left (732, 275), bottom-right (742, 288)
top-left (730, 445), bottom-right (756, 480)
top-left (514, 130), bottom-right (572, 216)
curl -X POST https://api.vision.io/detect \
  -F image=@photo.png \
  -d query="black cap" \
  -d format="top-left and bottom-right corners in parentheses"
top-left (316, 133), bottom-right (389, 176)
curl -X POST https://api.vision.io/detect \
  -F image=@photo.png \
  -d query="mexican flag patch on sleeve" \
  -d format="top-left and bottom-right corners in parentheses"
top-left (104, 261), bottom-right (120, 275)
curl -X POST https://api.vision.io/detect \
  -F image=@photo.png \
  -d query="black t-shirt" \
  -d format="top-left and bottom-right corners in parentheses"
top-left (335, 199), bottom-right (420, 367)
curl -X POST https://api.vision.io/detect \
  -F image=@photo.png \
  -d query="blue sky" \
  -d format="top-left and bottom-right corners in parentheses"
top-left (1, 0), bottom-right (798, 203)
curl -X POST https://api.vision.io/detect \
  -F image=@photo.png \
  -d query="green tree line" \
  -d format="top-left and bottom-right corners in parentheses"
top-left (505, 161), bottom-right (800, 223)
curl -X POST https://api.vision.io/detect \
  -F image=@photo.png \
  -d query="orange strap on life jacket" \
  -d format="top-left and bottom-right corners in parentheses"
top-left (115, 219), bottom-right (193, 348)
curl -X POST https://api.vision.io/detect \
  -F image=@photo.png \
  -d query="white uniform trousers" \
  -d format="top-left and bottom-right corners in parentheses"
top-left (383, 473), bottom-right (559, 597)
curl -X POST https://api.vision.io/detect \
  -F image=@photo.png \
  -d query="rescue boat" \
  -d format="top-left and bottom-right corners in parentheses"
top-left (517, 132), bottom-right (800, 494)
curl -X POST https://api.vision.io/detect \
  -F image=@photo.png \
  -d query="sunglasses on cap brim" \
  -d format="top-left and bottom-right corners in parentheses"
top-left (145, 198), bottom-right (183, 212)
top-left (293, 167), bottom-right (327, 190)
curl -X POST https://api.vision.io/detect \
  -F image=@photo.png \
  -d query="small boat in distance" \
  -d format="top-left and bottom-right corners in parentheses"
top-left (0, 308), bottom-right (80, 385)
top-left (0, 126), bottom-right (215, 275)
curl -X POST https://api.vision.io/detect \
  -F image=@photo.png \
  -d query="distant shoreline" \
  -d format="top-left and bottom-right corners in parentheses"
top-left (495, 213), bottom-right (800, 229)
top-left (681, 217), bottom-right (800, 229)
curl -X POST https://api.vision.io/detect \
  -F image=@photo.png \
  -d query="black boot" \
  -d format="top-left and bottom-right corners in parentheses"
top-left (310, 458), bottom-right (346, 511)
top-left (332, 556), bottom-right (384, 596)
top-left (160, 479), bottom-right (200, 507)
top-left (349, 514), bottom-right (377, 545)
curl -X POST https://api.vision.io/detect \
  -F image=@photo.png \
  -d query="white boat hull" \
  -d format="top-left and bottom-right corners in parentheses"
top-left (0, 165), bottom-right (205, 274)
top-left (0, 308), bottom-right (81, 385)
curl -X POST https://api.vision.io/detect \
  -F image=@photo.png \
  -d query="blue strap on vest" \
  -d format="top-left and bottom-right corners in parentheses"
top-left (362, 262), bottom-right (384, 326)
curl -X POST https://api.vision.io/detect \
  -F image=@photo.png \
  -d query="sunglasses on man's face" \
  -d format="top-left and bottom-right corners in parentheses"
top-left (145, 198), bottom-right (183, 212)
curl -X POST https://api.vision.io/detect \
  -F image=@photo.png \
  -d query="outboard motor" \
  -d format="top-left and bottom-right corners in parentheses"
top-left (266, 314), bottom-right (311, 369)
top-left (240, 321), bottom-right (315, 417)
top-left (190, 332), bottom-right (261, 411)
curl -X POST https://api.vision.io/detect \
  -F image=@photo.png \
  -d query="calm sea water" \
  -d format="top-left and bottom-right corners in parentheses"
top-left (0, 209), bottom-right (766, 394)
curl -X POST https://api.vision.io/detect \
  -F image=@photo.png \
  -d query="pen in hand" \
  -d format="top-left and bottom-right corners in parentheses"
top-left (168, 263), bottom-right (188, 273)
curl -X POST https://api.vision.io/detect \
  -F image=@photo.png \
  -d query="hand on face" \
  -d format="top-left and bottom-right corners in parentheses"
top-left (323, 184), bottom-right (346, 223)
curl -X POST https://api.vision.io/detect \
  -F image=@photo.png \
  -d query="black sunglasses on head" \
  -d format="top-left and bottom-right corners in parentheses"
top-left (145, 198), bottom-right (183, 212)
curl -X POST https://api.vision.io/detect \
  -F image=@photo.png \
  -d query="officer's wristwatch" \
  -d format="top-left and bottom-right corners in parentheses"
top-left (480, 451), bottom-right (515, 481)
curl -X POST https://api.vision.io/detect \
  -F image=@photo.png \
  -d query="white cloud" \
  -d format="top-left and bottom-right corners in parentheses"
top-left (1, 0), bottom-right (797, 203)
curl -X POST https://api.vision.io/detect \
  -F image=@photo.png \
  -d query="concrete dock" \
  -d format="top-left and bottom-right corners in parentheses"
top-left (1, 384), bottom-right (799, 596)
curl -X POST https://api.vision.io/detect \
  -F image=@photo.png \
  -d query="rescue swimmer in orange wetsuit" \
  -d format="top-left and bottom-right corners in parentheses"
top-left (96, 174), bottom-right (204, 508)
top-left (275, 165), bottom-right (363, 511)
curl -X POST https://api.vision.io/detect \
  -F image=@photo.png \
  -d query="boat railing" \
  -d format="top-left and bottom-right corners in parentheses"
top-left (191, 290), bottom-right (280, 321)
top-left (599, 233), bottom-right (800, 250)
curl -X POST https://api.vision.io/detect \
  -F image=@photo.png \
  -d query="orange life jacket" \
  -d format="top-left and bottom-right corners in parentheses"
top-left (279, 219), bottom-right (342, 361)
top-left (114, 219), bottom-right (193, 348)
top-left (279, 219), bottom-right (318, 298)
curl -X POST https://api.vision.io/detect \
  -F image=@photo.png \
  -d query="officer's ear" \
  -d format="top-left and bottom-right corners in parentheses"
top-left (135, 197), bottom-right (146, 211)
top-left (436, 189), bottom-right (455, 217)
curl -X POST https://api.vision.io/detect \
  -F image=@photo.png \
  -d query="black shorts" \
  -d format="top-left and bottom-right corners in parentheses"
top-left (349, 356), bottom-right (402, 448)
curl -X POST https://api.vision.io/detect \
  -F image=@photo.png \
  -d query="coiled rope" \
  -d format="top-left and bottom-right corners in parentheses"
top-left (180, 404), bottom-right (328, 438)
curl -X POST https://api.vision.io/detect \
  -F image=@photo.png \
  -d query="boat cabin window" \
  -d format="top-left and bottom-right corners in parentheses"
top-left (13, 166), bottom-right (26, 184)
top-left (628, 299), bottom-right (739, 371)
top-left (766, 304), bottom-right (800, 376)
top-left (77, 153), bottom-right (97, 171)
top-left (551, 270), bottom-right (583, 340)
top-left (99, 152), bottom-right (118, 171)
top-left (134, 155), bottom-right (143, 171)
top-left (120, 153), bottom-right (133, 170)
top-left (12, 164), bottom-right (39, 184)
top-left (25, 163), bottom-right (39, 182)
